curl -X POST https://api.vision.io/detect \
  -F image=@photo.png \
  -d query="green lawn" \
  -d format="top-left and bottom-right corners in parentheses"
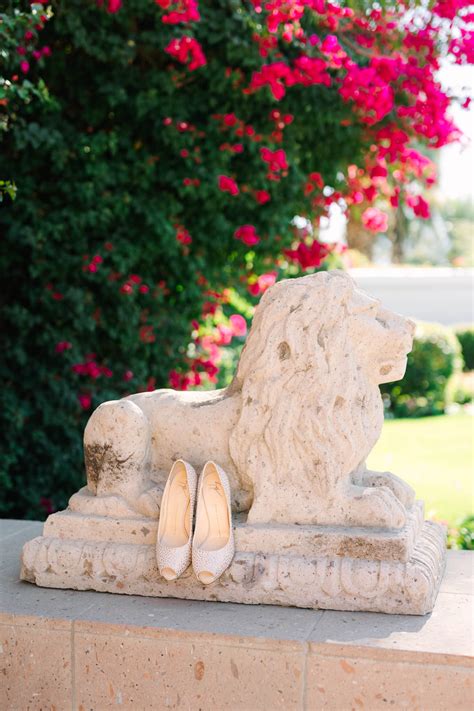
top-left (367, 413), bottom-right (474, 526)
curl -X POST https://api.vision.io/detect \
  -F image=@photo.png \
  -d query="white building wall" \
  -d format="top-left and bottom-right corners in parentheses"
top-left (349, 268), bottom-right (473, 325)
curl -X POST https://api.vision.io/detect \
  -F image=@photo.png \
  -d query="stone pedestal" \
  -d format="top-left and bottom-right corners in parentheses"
top-left (20, 496), bottom-right (446, 615)
top-left (18, 272), bottom-right (449, 616)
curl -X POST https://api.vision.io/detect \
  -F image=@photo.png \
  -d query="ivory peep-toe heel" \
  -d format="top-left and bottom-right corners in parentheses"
top-left (192, 461), bottom-right (235, 585)
top-left (156, 459), bottom-right (197, 581)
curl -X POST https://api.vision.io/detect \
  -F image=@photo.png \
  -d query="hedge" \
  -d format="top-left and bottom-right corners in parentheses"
top-left (381, 321), bottom-right (462, 418)
top-left (454, 324), bottom-right (474, 371)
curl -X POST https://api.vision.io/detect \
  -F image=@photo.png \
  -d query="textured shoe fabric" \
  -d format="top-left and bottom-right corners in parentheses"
top-left (192, 461), bottom-right (235, 585)
top-left (156, 459), bottom-right (197, 580)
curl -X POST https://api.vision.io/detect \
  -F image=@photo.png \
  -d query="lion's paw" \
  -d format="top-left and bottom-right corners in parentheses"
top-left (344, 484), bottom-right (407, 529)
top-left (134, 485), bottom-right (163, 519)
top-left (356, 470), bottom-right (416, 509)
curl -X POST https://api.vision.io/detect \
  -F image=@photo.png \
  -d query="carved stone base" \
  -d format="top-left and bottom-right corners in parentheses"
top-left (20, 503), bottom-right (446, 615)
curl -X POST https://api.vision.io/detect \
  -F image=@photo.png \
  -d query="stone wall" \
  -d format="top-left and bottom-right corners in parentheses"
top-left (2, 521), bottom-right (473, 710)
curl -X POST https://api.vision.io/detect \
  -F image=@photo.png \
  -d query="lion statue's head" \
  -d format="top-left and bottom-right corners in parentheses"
top-left (228, 270), bottom-right (415, 524)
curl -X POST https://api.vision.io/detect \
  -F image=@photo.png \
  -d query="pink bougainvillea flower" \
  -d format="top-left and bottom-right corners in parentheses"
top-left (200, 358), bottom-right (219, 380)
top-left (182, 177), bottom-right (200, 187)
top-left (234, 224), bottom-right (260, 246)
top-left (308, 172), bottom-right (324, 188)
top-left (71, 353), bottom-right (113, 380)
top-left (340, 65), bottom-right (394, 125)
top-left (362, 207), bottom-right (389, 233)
top-left (164, 36), bottom-right (206, 71)
top-left (215, 324), bottom-right (233, 345)
top-left (169, 369), bottom-right (190, 390)
top-left (284, 241), bottom-right (332, 270)
top-left (255, 189), bottom-right (271, 204)
top-left (157, 0), bottom-right (200, 24)
top-left (175, 224), bottom-right (192, 244)
top-left (249, 61), bottom-right (292, 100)
top-left (370, 165), bottom-right (388, 179)
top-left (55, 341), bottom-right (72, 353)
top-left (123, 369), bottom-right (134, 381)
top-left (139, 325), bottom-right (156, 343)
top-left (260, 147), bottom-right (288, 171)
top-left (223, 113), bottom-right (238, 126)
top-left (247, 271), bottom-right (277, 296)
top-left (146, 376), bottom-right (156, 392)
top-left (432, 0), bottom-right (471, 20)
top-left (304, 171), bottom-right (325, 195)
top-left (248, 281), bottom-right (260, 297)
top-left (292, 56), bottom-right (332, 87)
top-left (20, 60), bottom-right (30, 74)
top-left (320, 34), bottom-right (340, 54)
top-left (201, 335), bottom-right (220, 360)
top-left (258, 271), bottom-right (277, 292)
top-left (218, 175), bottom-right (239, 196)
top-left (229, 314), bottom-right (247, 337)
top-left (106, 0), bottom-right (122, 13)
top-left (78, 393), bottom-right (92, 410)
top-left (407, 194), bottom-right (430, 218)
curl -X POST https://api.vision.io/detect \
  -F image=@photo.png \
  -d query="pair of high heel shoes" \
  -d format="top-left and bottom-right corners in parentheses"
top-left (156, 459), bottom-right (234, 585)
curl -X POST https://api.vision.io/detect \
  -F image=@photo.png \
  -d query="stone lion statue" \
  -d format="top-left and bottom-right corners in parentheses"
top-left (78, 270), bottom-right (415, 529)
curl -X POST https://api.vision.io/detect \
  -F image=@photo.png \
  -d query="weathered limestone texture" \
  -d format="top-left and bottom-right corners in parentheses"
top-left (20, 271), bottom-right (447, 613)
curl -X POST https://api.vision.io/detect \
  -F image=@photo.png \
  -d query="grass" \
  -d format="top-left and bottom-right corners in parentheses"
top-left (367, 413), bottom-right (474, 526)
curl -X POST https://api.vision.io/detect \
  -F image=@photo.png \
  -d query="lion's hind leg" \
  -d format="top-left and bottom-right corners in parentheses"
top-left (84, 399), bottom-right (154, 510)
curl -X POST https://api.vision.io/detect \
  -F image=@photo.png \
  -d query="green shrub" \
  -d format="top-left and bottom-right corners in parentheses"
top-left (448, 515), bottom-right (474, 550)
top-left (454, 324), bottom-right (474, 371)
top-left (1, 0), bottom-right (352, 520)
top-left (451, 372), bottom-right (474, 406)
top-left (381, 322), bottom-right (462, 418)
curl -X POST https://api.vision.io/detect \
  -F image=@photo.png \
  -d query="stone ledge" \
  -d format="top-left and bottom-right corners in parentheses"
top-left (46, 494), bottom-right (425, 562)
top-left (1, 520), bottom-right (473, 710)
top-left (20, 514), bottom-right (446, 615)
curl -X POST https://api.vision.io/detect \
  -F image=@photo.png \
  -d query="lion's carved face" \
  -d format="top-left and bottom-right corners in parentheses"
top-left (348, 287), bottom-right (415, 385)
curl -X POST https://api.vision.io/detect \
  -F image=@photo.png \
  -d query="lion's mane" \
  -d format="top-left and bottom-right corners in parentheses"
top-left (228, 271), bottom-right (383, 522)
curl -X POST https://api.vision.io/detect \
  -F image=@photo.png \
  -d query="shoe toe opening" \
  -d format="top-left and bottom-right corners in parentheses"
top-left (161, 567), bottom-right (178, 581)
top-left (197, 571), bottom-right (216, 585)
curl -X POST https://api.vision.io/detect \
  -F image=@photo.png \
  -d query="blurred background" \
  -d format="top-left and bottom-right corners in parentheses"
top-left (1, 1), bottom-right (472, 548)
